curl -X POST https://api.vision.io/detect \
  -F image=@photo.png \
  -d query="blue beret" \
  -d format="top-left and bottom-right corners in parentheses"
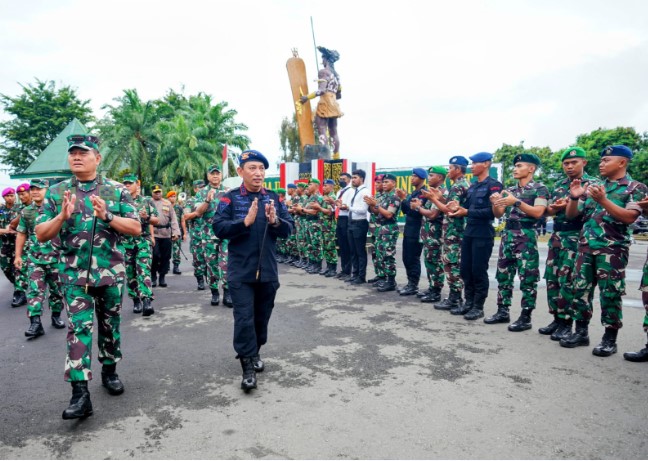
top-left (470, 152), bottom-right (493, 162)
top-left (324, 179), bottom-right (335, 185)
top-left (412, 168), bottom-right (427, 180)
top-left (449, 156), bottom-right (469, 166)
top-left (239, 149), bottom-right (269, 169)
top-left (287, 183), bottom-right (297, 189)
top-left (600, 145), bottom-right (633, 159)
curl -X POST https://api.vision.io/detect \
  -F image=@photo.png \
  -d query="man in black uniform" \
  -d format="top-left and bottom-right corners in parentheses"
top-left (213, 150), bottom-right (294, 392)
top-left (395, 168), bottom-right (428, 296)
top-left (446, 152), bottom-right (503, 320)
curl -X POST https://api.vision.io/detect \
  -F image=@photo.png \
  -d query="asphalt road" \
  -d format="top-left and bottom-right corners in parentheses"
top-left (0, 240), bottom-right (646, 459)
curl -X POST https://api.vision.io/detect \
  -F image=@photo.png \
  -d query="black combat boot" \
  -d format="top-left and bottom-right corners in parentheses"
top-left (223, 288), bottom-right (233, 308)
top-left (308, 261), bottom-right (322, 274)
top-left (142, 298), bottom-right (154, 317)
top-left (62, 381), bottom-right (93, 420)
top-left (624, 340), bottom-right (648, 362)
top-left (451, 296), bottom-right (473, 316)
top-left (592, 328), bottom-right (618, 357)
top-left (239, 357), bottom-right (257, 391)
top-left (372, 276), bottom-right (386, 288)
top-left (172, 263), bottom-right (182, 275)
top-left (560, 320), bottom-right (589, 348)
top-left (101, 363), bottom-right (125, 395)
top-left (464, 298), bottom-right (485, 321)
top-left (158, 274), bottom-right (167, 287)
top-left (508, 309), bottom-right (533, 332)
top-left (324, 263), bottom-right (337, 277)
top-left (484, 306), bottom-right (510, 324)
top-left (538, 315), bottom-right (560, 335)
top-left (25, 316), bottom-right (44, 338)
top-left (416, 288), bottom-right (431, 298)
top-left (133, 298), bottom-right (143, 314)
top-left (51, 313), bottom-right (66, 329)
top-left (11, 290), bottom-right (26, 307)
top-left (318, 264), bottom-right (329, 276)
top-left (252, 353), bottom-right (265, 372)
top-left (211, 288), bottom-right (220, 306)
top-left (550, 319), bottom-right (573, 341)
top-left (196, 276), bottom-right (205, 290)
top-left (377, 276), bottom-right (397, 292)
top-left (432, 290), bottom-right (461, 309)
top-left (399, 283), bottom-right (418, 296)
top-left (421, 286), bottom-right (442, 303)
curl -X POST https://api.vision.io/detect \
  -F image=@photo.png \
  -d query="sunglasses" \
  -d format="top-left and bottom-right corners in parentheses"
top-left (67, 135), bottom-right (99, 150)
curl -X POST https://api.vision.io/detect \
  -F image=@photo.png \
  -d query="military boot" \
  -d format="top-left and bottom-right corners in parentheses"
top-left (624, 341), bottom-right (648, 362)
top-left (196, 276), bottom-right (205, 290)
top-left (484, 306), bottom-right (510, 324)
top-left (560, 320), bottom-right (589, 348)
top-left (211, 288), bottom-right (220, 306)
top-left (11, 290), bottom-right (26, 308)
top-left (223, 288), bottom-right (233, 308)
top-left (318, 264), bottom-right (329, 276)
top-left (372, 276), bottom-right (386, 288)
top-left (420, 286), bottom-right (442, 303)
top-left (367, 275), bottom-right (382, 284)
top-left (592, 328), bottom-right (618, 357)
top-left (239, 357), bottom-right (257, 391)
top-left (25, 316), bottom-right (44, 338)
top-left (377, 276), bottom-right (397, 292)
top-left (172, 263), bottom-right (182, 275)
top-left (538, 315), bottom-right (560, 335)
top-left (416, 288), bottom-right (431, 298)
top-left (51, 313), bottom-right (65, 329)
top-left (508, 309), bottom-right (533, 332)
top-left (133, 298), bottom-right (143, 314)
top-left (463, 298), bottom-right (485, 321)
top-left (101, 363), bottom-right (125, 395)
top-left (158, 275), bottom-right (167, 287)
top-left (451, 296), bottom-right (473, 316)
top-left (324, 263), bottom-right (337, 278)
top-left (399, 283), bottom-right (419, 296)
top-left (432, 290), bottom-right (461, 310)
top-left (550, 319), bottom-right (573, 341)
top-left (308, 261), bottom-right (322, 274)
top-left (62, 381), bottom-right (93, 420)
top-left (252, 354), bottom-right (265, 372)
top-left (142, 298), bottom-right (154, 317)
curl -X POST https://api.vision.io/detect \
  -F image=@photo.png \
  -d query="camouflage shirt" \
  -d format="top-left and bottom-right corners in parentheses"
top-left (503, 180), bottom-right (549, 224)
top-left (17, 202), bottom-right (61, 265)
top-left (123, 194), bottom-right (158, 248)
top-left (376, 190), bottom-right (401, 225)
top-left (174, 203), bottom-right (184, 235)
top-left (443, 176), bottom-right (470, 239)
top-left (577, 175), bottom-right (648, 253)
top-left (549, 173), bottom-right (597, 230)
top-left (0, 203), bottom-right (19, 243)
top-left (39, 175), bottom-right (138, 287)
top-left (194, 185), bottom-right (226, 240)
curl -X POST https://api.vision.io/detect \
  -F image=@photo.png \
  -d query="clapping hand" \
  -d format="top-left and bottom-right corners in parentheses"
top-left (244, 198), bottom-right (259, 227)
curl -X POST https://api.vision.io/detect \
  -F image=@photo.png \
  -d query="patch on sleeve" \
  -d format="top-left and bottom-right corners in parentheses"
top-left (218, 196), bottom-right (231, 212)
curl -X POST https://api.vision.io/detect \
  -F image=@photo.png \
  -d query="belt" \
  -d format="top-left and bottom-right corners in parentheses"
top-left (554, 221), bottom-right (583, 232)
top-left (349, 219), bottom-right (367, 223)
top-left (154, 223), bottom-right (171, 229)
top-left (505, 221), bottom-right (535, 230)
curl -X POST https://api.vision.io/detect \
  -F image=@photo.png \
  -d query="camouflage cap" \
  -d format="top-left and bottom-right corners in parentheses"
top-left (122, 173), bottom-right (138, 183)
top-left (560, 147), bottom-right (586, 162)
top-left (208, 164), bottom-right (221, 174)
top-left (67, 134), bottom-right (99, 152)
top-left (192, 179), bottom-right (206, 187)
top-left (29, 179), bottom-right (49, 189)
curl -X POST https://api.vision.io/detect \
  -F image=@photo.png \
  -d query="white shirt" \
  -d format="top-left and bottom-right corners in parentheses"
top-left (336, 186), bottom-right (352, 217)
top-left (345, 184), bottom-right (370, 221)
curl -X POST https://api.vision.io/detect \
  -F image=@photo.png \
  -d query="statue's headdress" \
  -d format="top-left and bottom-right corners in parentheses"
top-left (317, 46), bottom-right (340, 64)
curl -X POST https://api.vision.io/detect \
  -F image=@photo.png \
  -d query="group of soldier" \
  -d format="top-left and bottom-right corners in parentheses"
top-left (274, 147), bottom-right (648, 363)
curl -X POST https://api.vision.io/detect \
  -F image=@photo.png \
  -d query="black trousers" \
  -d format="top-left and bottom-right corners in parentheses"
top-left (230, 281), bottom-right (280, 358)
top-left (336, 216), bottom-right (351, 275)
top-left (402, 235), bottom-right (423, 286)
top-left (460, 235), bottom-right (495, 305)
top-left (152, 237), bottom-right (172, 278)
top-left (347, 219), bottom-right (368, 279)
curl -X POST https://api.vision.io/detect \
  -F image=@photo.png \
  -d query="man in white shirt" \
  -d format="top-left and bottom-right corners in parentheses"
top-left (338, 169), bottom-right (370, 284)
top-left (329, 173), bottom-right (353, 278)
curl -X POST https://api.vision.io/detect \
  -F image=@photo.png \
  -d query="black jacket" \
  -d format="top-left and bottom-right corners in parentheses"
top-left (464, 176), bottom-right (503, 238)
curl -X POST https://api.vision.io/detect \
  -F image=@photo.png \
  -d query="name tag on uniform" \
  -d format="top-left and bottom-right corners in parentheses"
top-left (162, 206), bottom-right (170, 212)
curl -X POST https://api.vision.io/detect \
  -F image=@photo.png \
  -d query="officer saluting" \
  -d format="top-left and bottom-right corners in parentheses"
top-left (213, 150), bottom-right (294, 391)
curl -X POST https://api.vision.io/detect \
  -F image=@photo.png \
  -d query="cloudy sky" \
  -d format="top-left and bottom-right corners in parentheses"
top-left (1, 0), bottom-right (647, 187)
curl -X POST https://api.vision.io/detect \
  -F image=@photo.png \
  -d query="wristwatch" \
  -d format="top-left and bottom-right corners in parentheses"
top-left (513, 200), bottom-right (522, 207)
top-left (103, 211), bottom-right (114, 223)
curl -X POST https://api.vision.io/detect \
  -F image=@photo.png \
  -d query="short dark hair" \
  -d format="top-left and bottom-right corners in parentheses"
top-left (340, 172), bottom-right (352, 179)
top-left (352, 169), bottom-right (366, 180)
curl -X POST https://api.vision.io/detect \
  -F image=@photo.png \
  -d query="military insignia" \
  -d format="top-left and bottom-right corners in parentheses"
top-left (569, 150), bottom-right (576, 156)
top-left (241, 152), bottom-right (250, 161)
top-left (605, 147), bottom-right (613, 155)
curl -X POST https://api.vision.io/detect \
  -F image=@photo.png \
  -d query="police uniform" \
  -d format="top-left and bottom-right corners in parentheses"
top-left (151, 185), bottom-right (181, 287)
top-left (399, 168), bottom-right (428, 296)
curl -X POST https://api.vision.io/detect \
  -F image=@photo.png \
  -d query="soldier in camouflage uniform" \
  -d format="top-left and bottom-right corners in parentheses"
top-left (6, 183), bottom-right (33, 307)
top-left (168, 191), bottom-right (184, 274)
top-left (487, 153), bottom-right (548, 332)
top-left (423, 156), bottom-right (470, 310)
top-left (283, 184), bottom-right (298, 264)
top-left (195, 164), bottom-right (232, 307)
top-left (560, 145), bottom-right (648, 357)
top-left (15, 179), bottom-right (65, 338)
top-left (36, 134), bottom-right (140, 420)
top-left (298, 178), bottom-right (324, 274)
top-left (367, 175), bottom-right (384, 284)
top-left (319, 180), bottom-right (338, 276)
top-left (275, 188), bottom-right (289, 262)
top-left (365, 174), bottom-right (401, 291)
top-left (122, 175), bottom-right (159, 316)
top-left (539, 147), bottom-right (596, 340)
top-left (183, 180), bottom-right (206, 290)
top-left (0, 187), bottom-right (20, 304)
top-left (411, 167), bottom-right (447, 303)
top-left (291, 183), bottom-right (309, 269)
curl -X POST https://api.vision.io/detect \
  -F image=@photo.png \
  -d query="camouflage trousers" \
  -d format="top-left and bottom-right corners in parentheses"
top-left (306, 221), bottom-right (323, 262)
top-left (375, 223), bottom-right (399, 277)
top-left (201, 238), bottom-right (228, 290)
top-left (296, 219), bottom-right (308, 259)
top-left (63, 284), bottom-right (123, 382)
top-left (172, 238), bottom-right (182, 265)
top-left (27, 261), bottom-right (63, 317)
top-left (125, 238), bottom-right (153, 300)
top-left (286, 228), bottom-right (298, 257)
top-left (322, 220), bottom-right (337, 264)
top-left (442, 237), bottom-right (463, 292)
top-left (1, 240), bottom-right (28, 292)
top-left (369, 222), bottom-right (379, 273)
top-left (641, 251), bottom-right (648, 332)
top-left (422, 226), bottom-right (444, 290)
top-left (190, 235), bottom-right (205, 278)
top-left (544, 231), bottom-right (579, 319)
top-left (276, 237), bottom-right (287, 256)
top-left (496, 229), bottom-right (539, 311)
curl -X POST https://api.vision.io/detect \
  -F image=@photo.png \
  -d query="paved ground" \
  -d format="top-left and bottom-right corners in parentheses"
top-left (0, 240), bottom-right (646, 459)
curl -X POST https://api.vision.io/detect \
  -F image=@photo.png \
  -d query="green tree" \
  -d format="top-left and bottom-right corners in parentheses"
top-left (493, 142), bottom-right (556, 188)
top-left (0, 79), bottom-right (94, 172)
top-left (278, 114), bottom-right (301, 165)
top-left (574, 127), bottom-right (644, 179)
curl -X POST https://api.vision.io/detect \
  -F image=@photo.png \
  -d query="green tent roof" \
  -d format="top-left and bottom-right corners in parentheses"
top-left (10, 118), bottom-right (88, 180)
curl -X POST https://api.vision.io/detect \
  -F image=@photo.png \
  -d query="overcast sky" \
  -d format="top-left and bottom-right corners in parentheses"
top-left (1, 0), bottom-right (647, 189)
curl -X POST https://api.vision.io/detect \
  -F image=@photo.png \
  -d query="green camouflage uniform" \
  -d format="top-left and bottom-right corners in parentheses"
top-left (284, 194), bottom-right (298, 258)
top-left (295, 193), bottom-right (309, 261)
top-left (194, 185), bottom-right (228, 290)
top-left (183, 196), bottom-right (205, 279)
top-left (442, 176), bottom-right (469, 292)
top-left (369, 191), bottom-right (384, 276)
top-left (123, 194), bottom-right (158, 300)
top-left (321, 192), bottom-right (337, 265)
top-left (421, 188), bottom-right (446, 291)
top-left (544, 173), bottom-right (596, 320)
top-left (0, 203), bottom-right (19, 284)
top-left (303, 192), bottom-right (323, 263)
top-left (40, 176), bottom-right (138, 382)
top-left (641, 247), bottom-right (648, 332)
top-left (172, 203), bottom-right (184, 265)
top-left (571, 176), bottom-right (648, 329)
top-left (17, 202), bottom-right (63, 317)
top-left (374, 190), bottom-right (401, 277)
top-left (495, 180), bottom-right (549, 312)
